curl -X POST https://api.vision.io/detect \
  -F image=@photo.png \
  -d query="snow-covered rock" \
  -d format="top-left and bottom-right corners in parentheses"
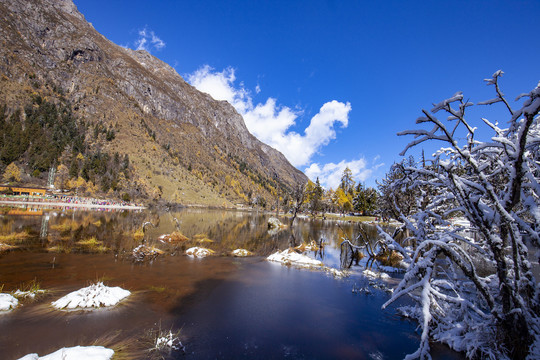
top-left (132, 244), bottom-right (163, 261)
top-left (18, 345), bottom-right (114, 360)
top-left (0, 293), bottom-right (18, 311)
top-left (267, 217), bottom-right (285, 229)
top-left (14, 289), bottom-right (46, 299)
top-left (325, 267), bottom-right (349, 278)
top-left (52, 282), bottom-right (130, 310)
top-left (232, 249), bottom-right (253, 257)
top-left (363, 269), bottom-right (391, 280)
top-left (267, 249), bottom-right (349, 278)
top-left (185, 247), bottom-right (214, 258)
top-left (294, 240), bottom-right (320, 252)
top-left (267, 248), bottom-right (323, 268)
top-left (155, 331), bottom-right (184, 352)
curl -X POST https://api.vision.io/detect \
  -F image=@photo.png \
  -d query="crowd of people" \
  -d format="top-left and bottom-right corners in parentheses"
top-left (0, 193), bottom-right (143, 209)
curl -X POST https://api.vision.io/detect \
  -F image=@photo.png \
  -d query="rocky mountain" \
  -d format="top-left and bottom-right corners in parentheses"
top-left (0, 0), bottom-right (307, 206)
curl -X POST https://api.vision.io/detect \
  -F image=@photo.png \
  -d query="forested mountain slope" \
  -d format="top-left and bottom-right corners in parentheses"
top-left (0, 0), bottom-right (307, 206)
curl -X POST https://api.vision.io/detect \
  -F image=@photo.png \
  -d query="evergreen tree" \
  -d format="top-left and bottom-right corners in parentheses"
top-left (309, 177), bottom-right (324, 215)
top-left (339, 167), bottom-right (355, 195)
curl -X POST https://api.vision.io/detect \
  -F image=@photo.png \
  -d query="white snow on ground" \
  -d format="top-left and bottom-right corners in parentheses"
top-left (51, 282), bottom-right (130, 310)
top-left (14, 289), bottom-right (46, 299)
top-left (375, 264), bottom-right (407, 273)
top-left (155, 331), bottom-right (184, 351)
top-left (232, 249), bottom-right (252, 257)
top-left (267, 248), bottom-right (348, 278)
top-left (0, 293), bottom-right (18, 311)
top-left (18, 345), bottom-right (114, 360)
top-left (267, 248), bottom-right (323, 267)
top-left (363, 269), bottom-right (391, 280)
top-left (449, 217), bottom-right (470, 228)
top-left (325, 267), bottom-right (349, 279)
top-left (185, 247), bottom-right (214, 258)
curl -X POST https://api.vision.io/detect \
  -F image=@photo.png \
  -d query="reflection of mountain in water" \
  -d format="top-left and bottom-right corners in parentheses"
top-left (0, 209), bottom-right (373, 266)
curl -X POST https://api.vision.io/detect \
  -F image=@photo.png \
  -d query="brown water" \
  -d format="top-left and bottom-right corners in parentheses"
top-left (0, 208), bottom-right (464, 359)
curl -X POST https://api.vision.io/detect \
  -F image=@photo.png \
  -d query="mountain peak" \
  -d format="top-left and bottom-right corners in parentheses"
top-left (0, 0), bottom-right (306, 207)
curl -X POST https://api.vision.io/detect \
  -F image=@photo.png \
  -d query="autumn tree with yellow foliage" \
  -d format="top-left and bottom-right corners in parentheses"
top-left (54, 164), bottom-right (69, 191)
top-left (2, 162), bottom-right (21, 183)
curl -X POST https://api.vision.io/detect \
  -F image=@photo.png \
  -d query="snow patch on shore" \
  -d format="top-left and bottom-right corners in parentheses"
top-left (363, 269), bottom-right (391, 280)
top-left (267, 248), bottom-right (323, 267)
top-left (52, 282), bottom-right (130, 310)
top-left (325, 267), bottom-right (349, 279)
top-left (14, 289), bottom-right (46, 299)
top-left (267, 248), bottom-right (349, 278)
top-left (232, 249), bottom-right (252, 257)
top-left (374, 263), bottom-right (407, 273)
top-left (0, 293), bottom-right (18, 311)
top-left (18, 345), bottom-right (114, 360)
top-left (186, 247), bottom-right (214, 258)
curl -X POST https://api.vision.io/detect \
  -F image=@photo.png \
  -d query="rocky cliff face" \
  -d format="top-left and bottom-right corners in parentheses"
top-left (0, 0), bottom-right (307, 206)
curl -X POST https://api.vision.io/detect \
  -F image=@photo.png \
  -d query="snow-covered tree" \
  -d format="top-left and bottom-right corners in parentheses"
top-left (377, 155), bottom-right (420, 220)
top-left (380, 71), bottom-right (540, 359)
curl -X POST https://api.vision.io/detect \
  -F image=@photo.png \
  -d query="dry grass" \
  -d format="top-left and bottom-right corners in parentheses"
top-left (193, 233), bottom-right (213, 243)
top-left (375, 250), bottom-right (404, 267)
top-left (0, 243), bottom-right (17, 252)
top-left (170, 231), bottom-right (189, 242)
top-left (133, 229), bottom-right (144, 241)
top-left (162, 231), bottom-right (189, 243)
top-left (77, 237), bottom-right (109, 253)
top-left (13, 278), bottom-right (47, 300)
top-left (148, 285), bottom-right (166, 293)
top-left (0, 230), bottom-right (32, 244)
top-left (90, 330), bottom-right (139, 360)
top-left (46, 244), bottom-right (71, 253)
top-left (50, 223), bottom-right (74, 233)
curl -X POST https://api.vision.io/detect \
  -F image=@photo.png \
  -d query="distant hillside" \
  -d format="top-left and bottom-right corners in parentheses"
top-left (0, 0), bottom-right (307, 207)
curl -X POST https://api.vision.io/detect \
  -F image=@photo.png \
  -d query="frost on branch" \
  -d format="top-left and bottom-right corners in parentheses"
top-left (379, 72), bottom-right (540, 359)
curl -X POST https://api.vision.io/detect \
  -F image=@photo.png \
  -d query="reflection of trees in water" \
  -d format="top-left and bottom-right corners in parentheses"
top-left (42, 211), bottom-right (149, 253)
top-left (2, 210), bottom-right (369, 258)
top-left (338, 222), bottom-right (392, 269)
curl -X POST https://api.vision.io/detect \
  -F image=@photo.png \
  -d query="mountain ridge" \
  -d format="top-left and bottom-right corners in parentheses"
top-left (0, 0), bottom-right (307, 207)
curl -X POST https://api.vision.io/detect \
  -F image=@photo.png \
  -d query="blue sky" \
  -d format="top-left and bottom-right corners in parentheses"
top-left (74, 0), bottom-right (540, 189)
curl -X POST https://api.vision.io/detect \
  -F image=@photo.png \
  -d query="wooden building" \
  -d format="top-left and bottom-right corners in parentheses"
top-left (0, 186), bottom-right (47, 196)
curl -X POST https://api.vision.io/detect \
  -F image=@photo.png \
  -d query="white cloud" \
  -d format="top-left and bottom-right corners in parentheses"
top-left (304, 158), bottom-right (383, 189)
top-left (187, 65), bottom-right (351, 167)
top-left (187, 66), bottom-right (252, 113)
top-left (134, 27), bottom-right (166, 52)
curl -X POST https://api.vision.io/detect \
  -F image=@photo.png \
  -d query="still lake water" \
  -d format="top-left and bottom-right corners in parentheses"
top-left (0, 208), bottom-right (463, 359)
